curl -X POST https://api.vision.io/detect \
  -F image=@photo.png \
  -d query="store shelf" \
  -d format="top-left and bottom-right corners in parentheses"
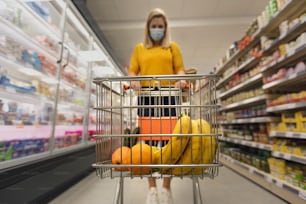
top-left (270, 131), bottom-right (306, 139)
top-left (261, 43), bottom-right (306, 73)
top-left (216, 39), bottom-right (259, 76)
top-left (0, 86), bottom-right (53, 105)
top-left (266, 101), bottom-right (306, 112)
top-left (219, 137), bottom-right (272, 151)
top-left (216, 57), bottom-right (260, 89)
top-left (219, 95), bottom-right (266, 111)
top-left (0, 125), bottom-right (51, 141)
top-left (0, 55), bottom-right (44, 79)
top-left (272, 151), bottom-right (306, 165)
top-left (263, 70), bottom-right (306, 91)
top-left (218, 74), bottom-right (262, 99)
top-left (220, 153), bottom-right (306, 203)
top-left (258, 0), bottom-right (306, 35)
top-left (263, 18), bottom-right (306, 55)
top-left (219, 116), bottom-right (280, 124)
top-left (20, 1), bottom-right (62, 42)
top-left (0, 17), bottom-right (58, 63)
top-left (215, 0), bottom-right (306, 76)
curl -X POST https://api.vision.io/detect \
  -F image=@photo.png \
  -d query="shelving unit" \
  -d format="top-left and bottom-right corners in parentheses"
top-left (215, 0), bottom-right (306, 202)
top-left (0, 0), bottom-right (123, 169)
top-left (220, 154), bottom-right (306, 203)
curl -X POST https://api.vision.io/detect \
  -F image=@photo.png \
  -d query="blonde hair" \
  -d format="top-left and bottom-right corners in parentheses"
top-left (144, 8), bottom-right (171, 48)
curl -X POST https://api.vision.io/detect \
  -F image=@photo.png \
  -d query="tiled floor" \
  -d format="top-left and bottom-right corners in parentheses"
top-left (50, 167), bottom-right (288, 204)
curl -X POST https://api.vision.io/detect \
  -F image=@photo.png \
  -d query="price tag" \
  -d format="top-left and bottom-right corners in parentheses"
top-left (292, 133), bottom-right (301, 138)
top-left (259, 144), bottom-right (265, 149)
top-left (278, 56), bottom-right (285, 62)
top-left (298, 190), bottom-right (306, 201)
top-left (15, 124), bottom-right (24, 128)
top-left (248, 168), bottom-right (254, 174)
top-left (276, 181), bottom-right (283, 188)
top-left (241, 140), bottom-right (246, 145)
top-left (5, 86), bottom-right (16, 93)
top-left (283, 153), bottom-right (291, 160)
top-left (265, 175), bottom-right (273, 183)
top-left (287, 50), bottom-right (294, 57)
top-left (273, 152), bottom-right (280, 157)
top-left (279, 33), bottom-right (286, 40)
top-left (270, 61), bottom-right (276, 67)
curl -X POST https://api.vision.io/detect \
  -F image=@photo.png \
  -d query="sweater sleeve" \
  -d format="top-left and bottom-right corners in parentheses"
top-left (171, 41), bottom-right (185, 74)
top-left (128, 44), bottom-right (140, 75)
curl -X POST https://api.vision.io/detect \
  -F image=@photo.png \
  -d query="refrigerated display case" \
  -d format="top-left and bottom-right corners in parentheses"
top-left (0, 0), bottom-right (123, 169)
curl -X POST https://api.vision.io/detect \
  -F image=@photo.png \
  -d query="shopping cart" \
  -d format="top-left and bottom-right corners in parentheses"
top-left (92, 75), bottom-right (221, 204)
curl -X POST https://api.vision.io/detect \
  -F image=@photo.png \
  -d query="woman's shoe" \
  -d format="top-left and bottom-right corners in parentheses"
top-left (160, 188), bottom-right (173, 204)
top-left (146, 187), bottom-right (159, 204)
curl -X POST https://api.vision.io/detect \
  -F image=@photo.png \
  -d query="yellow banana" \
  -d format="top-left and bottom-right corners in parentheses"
top-left (193, 119), bottom-right (217, 175)
top-left (171, 119), bottom-right (202, 175)
top-left (155, 114), bottom-right (191, 173)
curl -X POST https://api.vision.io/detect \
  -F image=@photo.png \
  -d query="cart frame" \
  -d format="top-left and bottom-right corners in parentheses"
top-left (92, 75), bottom-right (222, 204)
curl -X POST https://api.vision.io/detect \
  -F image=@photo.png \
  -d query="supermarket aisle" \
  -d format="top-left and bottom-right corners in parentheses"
top-left (50, 166), bottom-right (288, 204)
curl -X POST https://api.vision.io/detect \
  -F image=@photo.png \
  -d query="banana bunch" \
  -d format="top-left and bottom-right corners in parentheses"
top-left (192, 119), bottom-right (217, 175)
top-left (171, 119), bottom-right (202, 175)
top-left (154, 114), bottom-right (191, 172)
top-left (155, 117), bottom-right (217, 175)
top-left (179, 119), bottom-right (217, 175)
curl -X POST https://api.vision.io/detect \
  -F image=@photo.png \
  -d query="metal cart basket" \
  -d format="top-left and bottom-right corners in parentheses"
top-left (92, 75), bottom-right (221, 204)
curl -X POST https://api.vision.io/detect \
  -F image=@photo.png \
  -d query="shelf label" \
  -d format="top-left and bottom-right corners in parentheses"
top-left (15, 124), bottom-right (24, 128)
top-left (5, 86), bottom-right (16, 93)
top-left (277, 56), bottom-right (285, 62)
top-left (276, 181), bottom-right (283, 188)
top-left (298, 190), bottom-right (306, 201)
top-left (248, 167), bottom-right (254, 174)
top-left (292, 133), bottom-right (300, 138)
top-left (265, 175), bottom-right (273, 183)
top-left (283, 153), bottom-right (291, 160)
top-left (287, 49), bottom-right (294, 57)
top-left (273, 152), bottom-right (280, 157)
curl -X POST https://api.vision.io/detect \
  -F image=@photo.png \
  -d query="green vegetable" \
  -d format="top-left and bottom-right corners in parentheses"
top-left (123, 127), bottom-right (140, 147)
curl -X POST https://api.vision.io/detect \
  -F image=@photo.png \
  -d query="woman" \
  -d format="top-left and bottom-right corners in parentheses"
top-left (128, 8), bottom-right (186, 204)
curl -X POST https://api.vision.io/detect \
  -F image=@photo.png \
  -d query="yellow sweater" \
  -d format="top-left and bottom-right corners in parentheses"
top-left (128, 41), bottom-right (185, 86)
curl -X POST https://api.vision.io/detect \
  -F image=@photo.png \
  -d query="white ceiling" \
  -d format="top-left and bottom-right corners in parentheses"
top-left (86, 0), bottom-right (270, 74)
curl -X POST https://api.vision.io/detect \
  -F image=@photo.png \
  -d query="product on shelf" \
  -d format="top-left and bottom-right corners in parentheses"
top-left (268, 157), bottom-right (305, 190)
top-left (270, 110), bottom-right (306, 132)
top-left (220, 142), bottom-right (270, 173)
top-left (222, 87), bottom-right (264, 106)
top-left (263, 61), bottom-right (306, 84)
top-left (267, 91), bottom-right (306, 107)
top-left (215, 0), bottom-right (306, 201)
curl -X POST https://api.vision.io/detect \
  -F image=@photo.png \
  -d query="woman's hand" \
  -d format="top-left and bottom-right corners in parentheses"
top-left (131, 81), bottom-right (141, 90)
top-left (175, 80), bottom-right (187, 89)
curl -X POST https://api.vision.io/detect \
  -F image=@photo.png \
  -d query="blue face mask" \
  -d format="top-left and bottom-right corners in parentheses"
top-left (150, 28), bottom-right (164, 41)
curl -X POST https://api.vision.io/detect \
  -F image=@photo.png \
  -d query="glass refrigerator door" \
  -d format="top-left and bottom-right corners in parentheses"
top-left (0, 0), bottom-right (63, 164)
top-left (51, 1), bottom-right (91, 150)
top-left (0, 0), bottom-right (123, 168)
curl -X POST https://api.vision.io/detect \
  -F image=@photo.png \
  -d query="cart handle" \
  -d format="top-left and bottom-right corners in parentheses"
top-left (123, 83), bottom-right (190, 90)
